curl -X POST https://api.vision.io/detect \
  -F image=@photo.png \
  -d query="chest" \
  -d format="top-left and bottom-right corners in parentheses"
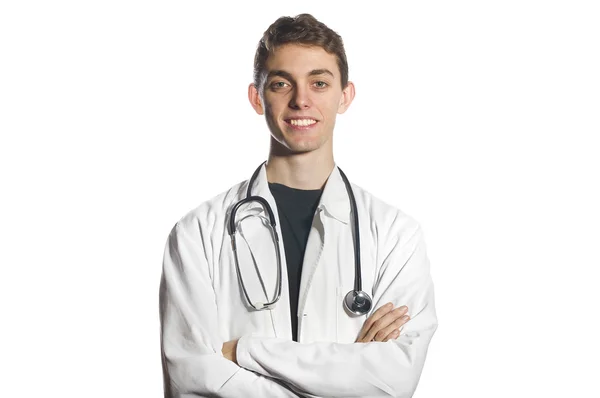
top-left (212, 209), bottom-right (379, 344)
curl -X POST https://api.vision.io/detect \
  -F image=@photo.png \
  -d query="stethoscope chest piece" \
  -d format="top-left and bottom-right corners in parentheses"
top-left (343, 290), bottom-right (372, 316)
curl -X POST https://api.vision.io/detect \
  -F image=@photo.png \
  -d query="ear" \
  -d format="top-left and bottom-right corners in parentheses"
top-left (248, 83), bottom-right (264, 115)
top-left (337, 81), bottom-right (356, 114)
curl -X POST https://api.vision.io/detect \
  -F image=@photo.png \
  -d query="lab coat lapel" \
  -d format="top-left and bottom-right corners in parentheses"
top-left (297, 166), bottom-right (351, 318)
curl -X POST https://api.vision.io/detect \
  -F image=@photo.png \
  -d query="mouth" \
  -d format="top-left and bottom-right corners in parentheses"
top-left (284, 118), bottom-right (319, 130)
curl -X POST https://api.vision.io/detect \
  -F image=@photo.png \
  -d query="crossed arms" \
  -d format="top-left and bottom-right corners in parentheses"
top-left (159, 218), bottom-right (437, 398)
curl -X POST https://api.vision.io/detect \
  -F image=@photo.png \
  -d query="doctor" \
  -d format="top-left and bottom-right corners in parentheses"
top-left (160, 13), bottom-right (437, 398)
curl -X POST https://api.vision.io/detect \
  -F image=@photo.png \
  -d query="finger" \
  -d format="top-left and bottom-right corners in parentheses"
top-left (375, 314), bottom-right (410, 342)
top-left (364, 307), bottom-right (409, 342)
top-left (356, 304), bottom-right (409, 343)
top-left (356, 302), bottom-right (393, 342)
top-left (382, 329), bottom-right (400, 342)
top-left (363, 306), bottom-right (408, 342)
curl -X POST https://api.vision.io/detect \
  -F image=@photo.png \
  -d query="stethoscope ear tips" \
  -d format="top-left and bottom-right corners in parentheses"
top-left (343, 290), bottom-right (373, 316)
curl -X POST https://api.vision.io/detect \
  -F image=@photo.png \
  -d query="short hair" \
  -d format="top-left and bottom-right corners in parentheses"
top-left (253, 13), bottom-right (349, 93)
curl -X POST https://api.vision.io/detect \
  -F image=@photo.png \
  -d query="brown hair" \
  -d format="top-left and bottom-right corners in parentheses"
top-left (253, 13), bottom-right (349, 93)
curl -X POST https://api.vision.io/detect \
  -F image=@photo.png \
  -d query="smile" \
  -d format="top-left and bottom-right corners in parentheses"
top-left (285, 119), bottom-right (318, 128)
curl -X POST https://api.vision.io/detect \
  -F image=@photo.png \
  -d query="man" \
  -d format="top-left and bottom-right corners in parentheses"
top-left (160, 13), bottom-right (437, 397)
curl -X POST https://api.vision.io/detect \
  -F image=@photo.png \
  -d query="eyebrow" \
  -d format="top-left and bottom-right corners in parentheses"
top-left (267, 68), bottom-right (335, 81)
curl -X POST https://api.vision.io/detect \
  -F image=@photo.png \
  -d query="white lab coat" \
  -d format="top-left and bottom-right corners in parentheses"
top-left (160, 164), bottom-right (438, 398)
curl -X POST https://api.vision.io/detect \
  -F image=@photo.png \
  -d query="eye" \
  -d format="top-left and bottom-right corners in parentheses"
top-left (314, 81), bottom-right (328, 88)
top-left (271, 81), bottom-right (289, 89)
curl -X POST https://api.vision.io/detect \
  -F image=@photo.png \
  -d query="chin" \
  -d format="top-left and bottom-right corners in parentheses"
top-left (271, 128), bottom-right (329, 155)
top-left (285, 135), bottom-right (321, 150)
top-left (289, 145), bottom-right (318, 154)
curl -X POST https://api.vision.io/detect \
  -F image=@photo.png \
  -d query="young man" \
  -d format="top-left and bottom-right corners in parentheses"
top-left (160, 14), bottom-right (437, 398)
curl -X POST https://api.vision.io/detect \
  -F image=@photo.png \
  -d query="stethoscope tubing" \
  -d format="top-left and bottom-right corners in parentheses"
top-left (228, 162), bottom-right (371, 315)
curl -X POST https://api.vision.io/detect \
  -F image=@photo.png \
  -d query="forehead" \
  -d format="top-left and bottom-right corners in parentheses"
top-left (265, 44), bottom-right (339, 77)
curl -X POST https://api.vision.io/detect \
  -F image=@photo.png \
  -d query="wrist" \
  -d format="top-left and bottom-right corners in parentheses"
top-left (232, 339), bottom-right (239, 364)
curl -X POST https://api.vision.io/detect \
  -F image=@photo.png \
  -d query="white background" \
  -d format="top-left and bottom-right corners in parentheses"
top-left (1, 1), bottom-right (599, 397)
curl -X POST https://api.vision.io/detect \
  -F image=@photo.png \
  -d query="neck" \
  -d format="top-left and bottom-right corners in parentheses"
top-left (266, 140), bottom-right (334, 190)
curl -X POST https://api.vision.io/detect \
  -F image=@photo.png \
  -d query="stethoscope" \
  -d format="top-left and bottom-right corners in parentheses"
top-left (227, 162), bottom-right (373, 316)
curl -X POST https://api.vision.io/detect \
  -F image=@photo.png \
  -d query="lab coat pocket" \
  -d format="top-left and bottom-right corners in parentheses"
top-left (335, 286), bottom-right (365, 343)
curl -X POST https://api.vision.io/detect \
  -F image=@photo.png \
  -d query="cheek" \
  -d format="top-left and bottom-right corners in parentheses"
top-left (264, 103), bottom-right (280, 122)
top-left (321, 103), bottom-right (340, 122)
top-left (318, 95), bottom-right (343, 114)
top-left (265, 100), bottom-right (286, 120)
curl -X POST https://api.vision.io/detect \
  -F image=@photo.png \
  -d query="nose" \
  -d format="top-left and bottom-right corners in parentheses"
top-left (289, 86), bottom-right (311, 109)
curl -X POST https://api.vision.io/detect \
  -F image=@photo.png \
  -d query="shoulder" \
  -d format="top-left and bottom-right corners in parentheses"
top-left (350, 182), bottom-right (422, 246)
top-left (169, 180), bottom-right (247, 238)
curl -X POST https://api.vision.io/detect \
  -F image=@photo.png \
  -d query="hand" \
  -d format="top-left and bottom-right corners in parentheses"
top-left (355, 302), bottom-right (410, 343)
top-left (221, 339), bottom-right (239, 364)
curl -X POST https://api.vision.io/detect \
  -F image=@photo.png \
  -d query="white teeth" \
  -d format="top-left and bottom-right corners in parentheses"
top-left (290, 119), bottom-right (316, 126)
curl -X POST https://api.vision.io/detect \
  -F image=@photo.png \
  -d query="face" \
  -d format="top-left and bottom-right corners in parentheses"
top-left (249, 44), bottom-right (355, 155)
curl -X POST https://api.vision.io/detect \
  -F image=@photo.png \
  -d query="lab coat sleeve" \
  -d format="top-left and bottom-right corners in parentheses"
top-left (235, 223), bottom-right (438, 398)
top-left (160, 221), bottom-right (300, 398)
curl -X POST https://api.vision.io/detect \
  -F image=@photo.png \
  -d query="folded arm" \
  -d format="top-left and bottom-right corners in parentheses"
top-left (160, 221), bottom-right (300, 397)
top-left (235, 224), bottom-right (438, 398)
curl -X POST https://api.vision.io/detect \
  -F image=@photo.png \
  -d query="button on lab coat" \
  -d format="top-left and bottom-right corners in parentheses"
top-left (160, 164), bottom-right (438, 397)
